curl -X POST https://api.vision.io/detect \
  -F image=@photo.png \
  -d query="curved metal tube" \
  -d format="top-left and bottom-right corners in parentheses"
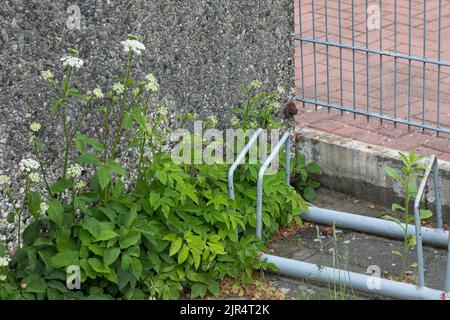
top-left (228, 128), bottom-right (263, 200)
top-left (256, 132), bottom-right (291, 239)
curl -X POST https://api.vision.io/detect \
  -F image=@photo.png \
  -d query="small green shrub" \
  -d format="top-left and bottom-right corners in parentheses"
top-left (384, 150), bottom-right (432, 275)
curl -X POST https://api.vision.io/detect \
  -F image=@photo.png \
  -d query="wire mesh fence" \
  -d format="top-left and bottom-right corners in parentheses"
top-left (295, 0), bottom-right (450, 135)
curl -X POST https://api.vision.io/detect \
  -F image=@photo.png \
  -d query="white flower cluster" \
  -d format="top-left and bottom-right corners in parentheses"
top-left (272, 102), bottom-right (282, 110)
top-left (121, 39), bottom-right (146, 55)
top-left (61, 56), bottom-right (84, 69)
top-left (208, 115), bottom-right (218, 127)
top-left (158, 105), bottom-right (168, 118)
top-left (93, 88), bottom-right (104, 99)
top-left (39, 202), bottom-right (49, 216)
top-left (249, 121), bottom-right (258, 129)
top-left (41, 70), bottom-right (54, 81)
top-left (0, 175), bottom-right (10, 186)
top-left (0, 257), bottom-right (10, 267)
top-left (132, 88), bottom-right (140, 97)
top-left (19, 158), bottom-right (39, 173)
top-left (30, 122), bottom-right (41, 132)
top-left (67, 164), bottom-right (83, 178)
top-left (29, 172), bottom-right (41, 183)
top-left (230, 116), bottom-right (240, 127)
top-left (144, 74), bottom-right (160, 92)
top-left (250, 80), bottom-right (262, 89)
top-left (277, 85), bottom-right (286, 95)
top-left (113, 83), bottom-right (124, 94)
top-left (0, 275), bottom-right (6, 282)
top-left (74, 180), bottom-right (86, 191)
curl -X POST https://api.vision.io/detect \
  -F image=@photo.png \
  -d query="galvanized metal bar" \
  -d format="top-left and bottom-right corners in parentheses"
top-left (294, 96), bottom-right (450, 135)
top-left (422, 0), bottom-right (427, 132)
top-left (379, 0), bottom-right (383, 122)
top-left (365, 0), bottom-right (370, 121)
top-left (351, 0), bottom-right (356, 118)
top-left (413, 156), bottom-right (436, 287)
top-left (292, 36), bottom-right (450, 68)
top-left (312, 0), bottom-right (317, 105)
top-left (261, 254), bottom-right (448, 300)
top-left (407, 0), bottom-right (412, 130)
top-left (325, 0), bottom-right (330, 107)
top-left (393, 0), bottom-right (398, 127)
top-left (302, 206), bottom-right (449, 249)
top-left (256, 132), bottom-right (291, 239)
top-left (446, 232), bottom-right (450, 293)
top-left (433, 159), bottom-right (443, 230)
top-left (299, 0), bottom-right (305, 106)
top-left (228, 128), bottom-right (264, 201)
top-left (338, 0), bottom-right (343, 115)
top-left (437, 0), bottom-right (442, 135)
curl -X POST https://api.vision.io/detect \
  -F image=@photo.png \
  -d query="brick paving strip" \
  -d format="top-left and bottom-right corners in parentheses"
top-left (294, 0), bottom-right (450, 161)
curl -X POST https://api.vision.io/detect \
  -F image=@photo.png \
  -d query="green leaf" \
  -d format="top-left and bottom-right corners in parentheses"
top-left (303, 187), bottom-right (316, 202)
top-left (131, 257), bottom-right (142, 280)
top-left (409, 235), bottom-right (416, 247)
top-left (85, 138), bottom-right (106, 152)
top-left (120, 206), bottom-right (137, 228)
top-left (207, 281), bottom-right (220, 296)
top-left (68, 87), bottom-right (81, 97)
top-left (6, 212), bottom-right (15, 223)
top-left (48, 199), bottom-right (65, 228)
top-left (119, 230), bottom-right (141, 249)
top-left (27, 191), bottom-right (41, 218)
top-left (104, 247), bottom-right (121, 266)
top-left (382, 214), bottom-right (402, 226)
top-left (391, 203), bottom-right (405, 212)
top-left (178, 245), bottom-right (190, 265)
top-left (108, 161), bottom-right (126, 177)
top-left (77, 153), bottom-right (102, 165)
top-left (88, 258), bottom-right (110, 274)
top-left (156, 170), bottom-right (167, 185)
top-left (23, 222), bottom-right (42, 246)
top-left (385, 166), bottom-right (403, 184)
top-left (190, 283), bottom-right (207, 299)
top-left (169, 237), bottom-right (183, 256)
top-left (391, 250), bottom-right (403, 258)
top-left (94, 229), bottom-right (119, 242)
top-left (306, 162), bottom-right (322, 174)
top-left (163, 233), bottom-right (177, 241)
top-left (50, 179), bottom-right (72, 194)
top-left (419, 209), bottom-right (433, 220)
top-left (97, 165), bottom-right (112, 190)
top-left (51, 250), bottom-right (78, 268)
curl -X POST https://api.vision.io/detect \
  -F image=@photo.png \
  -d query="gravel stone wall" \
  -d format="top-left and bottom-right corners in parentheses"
top-left (0, 0), bottom-right (294, 241)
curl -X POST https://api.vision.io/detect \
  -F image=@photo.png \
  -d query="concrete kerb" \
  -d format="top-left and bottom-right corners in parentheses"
top-left (298, 127), bottom-right (450, 221)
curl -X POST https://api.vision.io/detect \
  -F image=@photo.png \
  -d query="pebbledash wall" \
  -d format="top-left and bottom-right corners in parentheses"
top-left (0, 1), bottom-right (294, 178)
top-left (0, 0), bottom-right (294, 240)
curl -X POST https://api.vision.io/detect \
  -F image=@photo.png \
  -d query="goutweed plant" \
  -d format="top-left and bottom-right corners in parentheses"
top-left (384, 150), bottom-right (432, 276)
top-left (0, 35), bottom-right (308, 300)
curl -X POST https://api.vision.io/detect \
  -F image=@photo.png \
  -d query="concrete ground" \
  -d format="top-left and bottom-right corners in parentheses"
top-left (266, 187), bottom-right (448, 300)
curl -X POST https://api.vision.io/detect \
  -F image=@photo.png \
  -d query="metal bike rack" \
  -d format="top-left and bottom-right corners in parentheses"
top-left (228, 129), bottom-right (450, 300)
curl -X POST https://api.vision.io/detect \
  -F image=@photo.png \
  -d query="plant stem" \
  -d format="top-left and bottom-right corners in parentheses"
top-left (33, 142), bottom-right (53, 198)
top-left (17, 177), bottom-right (30, 249)
top-left (61, 67), bottom-right (73, 180)
top-left (103, 93), bottom-right (115, 162)
top-left (403, 174), bottom-right (411, 274)
top-left (110, 52), bottom-right (133, 160)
